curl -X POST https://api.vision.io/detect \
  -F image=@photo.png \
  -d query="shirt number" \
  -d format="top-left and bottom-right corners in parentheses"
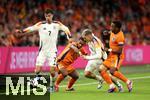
top-left (48, 31), bottom-right (51, 36)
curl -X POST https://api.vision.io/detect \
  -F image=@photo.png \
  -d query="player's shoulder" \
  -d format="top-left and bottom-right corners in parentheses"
top-left (118, 31), bottom-right (125, 38)
top-left (52, 21), bottom-right (63, 25)
top-left (35, 21), bottom-right (46, 26)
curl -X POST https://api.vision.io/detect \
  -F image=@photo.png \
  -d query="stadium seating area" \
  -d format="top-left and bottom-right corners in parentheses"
top-left (0, 0), bottom-right (149, 46)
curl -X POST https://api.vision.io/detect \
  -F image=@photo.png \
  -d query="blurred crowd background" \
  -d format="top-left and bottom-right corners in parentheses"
top-left (0, 0), bottom-right (150, 46)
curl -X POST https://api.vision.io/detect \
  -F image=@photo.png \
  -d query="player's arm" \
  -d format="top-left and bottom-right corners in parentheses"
top-left (56, 44), bottom-right (71, 62)
top-left (59, 22), bottom-right (73, 42)
top-left (83, 46), bottom-right (102, 60)
top-left (15, 22), bottom-right (41, 38)
top-left (111, 43), bottom-right (124, 54)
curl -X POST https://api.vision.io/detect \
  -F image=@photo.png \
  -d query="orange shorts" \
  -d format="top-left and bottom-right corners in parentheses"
top-left (58, 61), bottom-right (75, 74)
top-left (103, 53), bottom-right (123, 70)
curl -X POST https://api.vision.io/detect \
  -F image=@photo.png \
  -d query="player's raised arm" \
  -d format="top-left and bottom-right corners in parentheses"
top-left (17, 22), bottom-right (41, 33)
top-left (58, 22), bottom-right (73, 42)
top-left (15, 22), bottom-right (41, 38)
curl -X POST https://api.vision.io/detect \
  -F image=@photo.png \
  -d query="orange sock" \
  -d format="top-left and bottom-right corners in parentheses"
top-left (55, 74), bottom-right (64, 86)
top-left (100, 70), bottom-right (113, 85)
top-left (67, 78), bottom-right (77, 89)
top-left (113, 71), bottom-right (128, 83)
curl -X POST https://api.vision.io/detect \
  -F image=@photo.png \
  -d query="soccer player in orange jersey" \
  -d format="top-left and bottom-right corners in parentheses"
top-left (100, 21), bottom-right (133, 93)
top-left (54, 37), bottom-right (87, 91)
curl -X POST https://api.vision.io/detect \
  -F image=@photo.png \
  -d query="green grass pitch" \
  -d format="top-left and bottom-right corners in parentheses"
top-left (50, 65), bottom-right (150, 100)
top-left (0, 65), bottom-right (150, 100)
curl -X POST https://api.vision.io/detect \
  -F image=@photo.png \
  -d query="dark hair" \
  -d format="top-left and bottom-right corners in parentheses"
top-left (112, 21), bottom-right (122, 29)
top-left (45, 9), bottom-right (54, 14)
top-left (82, 29), bottom-right (92, 36)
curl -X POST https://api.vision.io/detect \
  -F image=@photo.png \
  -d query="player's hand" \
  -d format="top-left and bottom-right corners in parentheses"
top-left (68, 38), bottom-right (74, 43)
top-left (104, 48), bottom-right (112, 52)
top-left (81, 55), bottom-right (87, 60)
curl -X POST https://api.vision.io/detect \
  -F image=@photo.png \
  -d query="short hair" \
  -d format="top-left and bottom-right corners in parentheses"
top-left (112, 21), bottom-right (122, 29)
top-left (82, 29), bottom-right (93, 36)
top-left (45, 9), bottom-right (54, 15)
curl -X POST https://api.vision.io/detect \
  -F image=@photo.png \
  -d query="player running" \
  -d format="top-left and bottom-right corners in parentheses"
top-left (54, 37), bottom-right (87, 92)
top-left (81, 29), bottom-right (123, 92)
top-left (81, 29), bottom-right (106, 89)
top-left (16, 9), bottom-right (72, 92)
top-left (98, 21), bottom-right (133, 93)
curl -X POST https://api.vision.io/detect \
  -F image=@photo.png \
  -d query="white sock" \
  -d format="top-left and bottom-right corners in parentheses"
top-left (50, 75), bottom-right (55, 87)
top-left (110, 84), bottom-right (115, 89)
top-left (126, 80), bottom-right (130, 84)
top-left (96, 75), bottom-right (103, 81)
top-left (116, 81), bottom-right (121, 87)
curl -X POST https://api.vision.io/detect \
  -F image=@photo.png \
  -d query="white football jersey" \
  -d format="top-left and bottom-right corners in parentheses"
top-left (25, 21), bottom-right (71, 53)
top-left (87, 34), bottom-right (107, 60)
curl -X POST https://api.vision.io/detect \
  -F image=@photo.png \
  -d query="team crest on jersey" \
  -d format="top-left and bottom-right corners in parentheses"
top-left (53, 26), bottom-right (56, 29)
top-left (43, 27), bottom-right (46, 30)
top-left (112, 37), bottom-right (116, 42)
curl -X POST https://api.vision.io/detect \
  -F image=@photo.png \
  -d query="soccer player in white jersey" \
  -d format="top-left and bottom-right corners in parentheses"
top-left (81, 29), bottom-right (106, 89)
top-left (16, 9), bottom-right (72, 92)
top-left (81, 29), bottom-right (123, 91)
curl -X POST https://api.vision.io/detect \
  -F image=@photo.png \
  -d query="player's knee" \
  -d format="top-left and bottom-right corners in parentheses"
top-left (59, 69), bottom-right (68, 77)
top-left (84, 71), bottom-right (91, 78)
top-left (109, 67), bottom-right (117, 75)
top-left (73, 74), bottom-right (79, 80)
top-left (99, 65), bottom-right (107, 72)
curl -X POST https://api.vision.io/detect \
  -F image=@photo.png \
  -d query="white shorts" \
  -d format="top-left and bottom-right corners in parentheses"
top-left (85, 59), bottom-right (103, 72)
top-left (36, 51), bottom-right (57, 67)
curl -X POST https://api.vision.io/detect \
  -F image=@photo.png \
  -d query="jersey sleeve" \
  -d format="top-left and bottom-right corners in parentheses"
top-left (23, 22), bottom-right (41, 33)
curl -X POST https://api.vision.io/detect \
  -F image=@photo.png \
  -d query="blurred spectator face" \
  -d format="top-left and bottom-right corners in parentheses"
top-left (0, 23), bottom-right (4, 33)
top-left (45, 13), bottom-right (53, 23)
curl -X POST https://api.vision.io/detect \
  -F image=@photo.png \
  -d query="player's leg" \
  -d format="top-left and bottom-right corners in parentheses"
top-left (33, 52), bottom-right (46, 85)
top-left (66, 67), bottom-right (79, 91)
top-left (84, 61), bottom-right (103, 89)
top-left (48, 52), bottom-right (58, 92)
top-left (109, 56), bottom-right (133, 92)
top-left (84, 61), bottom-right (103, 81)
top-left (99, 61), bottom-right (116, 93)
top-left (55, 65), bottom-right (68, 92)
top-left (110, 75), bottom-right (123, 92)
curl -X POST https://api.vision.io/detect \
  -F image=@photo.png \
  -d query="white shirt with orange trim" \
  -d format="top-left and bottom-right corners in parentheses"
top-left (24, 21), bottom-right (71, 53)
top-left (85, 35), bottom-right (107, 60)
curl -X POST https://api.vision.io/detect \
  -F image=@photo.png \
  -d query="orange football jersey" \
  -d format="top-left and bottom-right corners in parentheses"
top-left (109, 31), bottom-right (125, 54)
top-left (57, 43), bottom-right (87, 65)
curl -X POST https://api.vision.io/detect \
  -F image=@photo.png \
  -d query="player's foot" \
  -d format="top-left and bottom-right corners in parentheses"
top-left (108, 87), bottom-right (117, 93)
top-left (27, 79), bottom-right (38, 88)
top-left (66, 88), bottom-right (75, 91)
top-left (118, 85), bottom-right (124, 92)
top-left (127, 81), bottom-right (133, 92)
top-left (97, 80), bottom-right (103, 89)
top-left (54, 84), bottom-right (59, 92)
top-left (48, 86), bottom-right (55, 93)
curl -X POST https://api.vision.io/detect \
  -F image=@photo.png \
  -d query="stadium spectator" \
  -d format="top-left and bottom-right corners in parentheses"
top-left (0, 0), bottom-right (149, 46)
